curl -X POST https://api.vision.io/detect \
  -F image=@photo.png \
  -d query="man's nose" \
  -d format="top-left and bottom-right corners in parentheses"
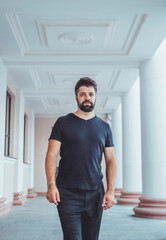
top-left (85, 94), bottom-right (90, 100)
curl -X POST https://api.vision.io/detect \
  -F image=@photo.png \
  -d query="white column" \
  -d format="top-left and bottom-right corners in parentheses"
top-left (111, 104), bottom-right (123, 199)
top-left (0, 59), bottom-right (7, 197)
top-left (0, 61), bottom-right (11, 217)
top-left (134, 38), bottom-right (166, 219)
top-left (118, 78), bottom-right (142, 205)
top-left (27, 110), bottom-right (37, 198)
top-left (29, 110), bottom-right (35, 188)
top-left (14, 90), bottom-right (25, 192)
top-left (13, 90), bottom-right (27, 205)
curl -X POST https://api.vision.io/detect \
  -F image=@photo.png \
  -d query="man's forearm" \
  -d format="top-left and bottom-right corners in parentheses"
top-left (106, 159), bottom-right (117, 192)
top-left (45, 154), bottom-right (57, 188)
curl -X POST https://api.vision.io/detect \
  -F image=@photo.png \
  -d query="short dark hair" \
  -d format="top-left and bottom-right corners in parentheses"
top-left (75, 77), bottom-right (97, 96)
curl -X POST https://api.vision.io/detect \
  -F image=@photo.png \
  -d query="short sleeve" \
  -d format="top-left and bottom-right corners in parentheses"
top-left (105, 125), bottom-right (114, 147)
top-left (49, 118), bottom-right (62, 142)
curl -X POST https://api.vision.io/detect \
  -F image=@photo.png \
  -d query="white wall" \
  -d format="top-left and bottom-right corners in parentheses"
top-left (0, 59), bottom-right (7, 196)
top-left (29, 110), bottom-right (35, 188)
top-left (3, 159), bottom-right (15, 203)
top-left (23, 165), bottom-right (30, 195)
top-left (0, 69), bottom-right (35, 202)
top-left (35, 118), bottom-right (57, 192)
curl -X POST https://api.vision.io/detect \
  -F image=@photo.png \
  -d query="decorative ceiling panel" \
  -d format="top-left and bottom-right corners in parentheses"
top-left (36, 20), bottom-right (115, 49)
top-left (49, 73), bottom-right (98, 87)
top-left (29, 70), bottom-right (109, 89)
top-left (6, 13), bottom-right (147, 56)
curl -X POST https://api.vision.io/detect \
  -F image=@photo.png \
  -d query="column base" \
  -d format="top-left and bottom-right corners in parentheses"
top-left (0, 197), bottom-right (11, 218)
top-left (27, 188), bottom-right (37, 198)
top-left (117, 191), bottom-right (142, 205)
top-left (115, 188), bottom-right (122, 199)
top-left (133, 197), bottom-right (166, 219)
top-left (36, 192), bottom-right (46, 196)
top-left (13, 191), bottom-right (27, 205)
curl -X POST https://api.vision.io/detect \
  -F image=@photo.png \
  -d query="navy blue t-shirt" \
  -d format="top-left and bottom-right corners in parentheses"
top-left (49, 113), bottom-right (114, 190)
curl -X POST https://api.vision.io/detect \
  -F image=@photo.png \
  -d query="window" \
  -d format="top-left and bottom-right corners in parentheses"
top-left (4, 91), bottom-right (11, 156)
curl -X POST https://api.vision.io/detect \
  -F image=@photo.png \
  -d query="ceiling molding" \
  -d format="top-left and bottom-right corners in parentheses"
top-left (49, 73), bottom-right (97, 87)
top-left (109, 70), bottom-right (121, 89)
top-left (122, 14), bottom-right (147, 54)
top-left (23, 89), bottom-right (123, 98)
top-left (48, 71), bottom-right (56, 85)
top-left (29, 71), bottom-right (99, 89)
top-left (58, 32), bottom-right (94, 46)
top-left (36, 19), bottom-right (115, 48)
top-left (23, 50), bottom-right (127, 56)
top-left (39, 96), bottom-right (61, 110)
top-left (29, 70), bottom-right (41, 89)
top-left (102, 97), bottom-right (109, 108)
top-left (40, 96), bottom-right (47, 109)
top-left (33, 15), bottom-right (146, 55)
top-left (45, 97), bottom-right (60, 109)
top-left (7, 14), bottom-right (147, 56)
top-left (6, 13), bottom-right (29, 55)
top-left (4, 60), bottom-right (140, 69)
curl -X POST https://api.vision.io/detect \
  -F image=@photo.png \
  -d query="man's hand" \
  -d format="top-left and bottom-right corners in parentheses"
top-left (102, 190), bottom-right (115, 210)
top-left (46, 183), bottom-right (60, 206)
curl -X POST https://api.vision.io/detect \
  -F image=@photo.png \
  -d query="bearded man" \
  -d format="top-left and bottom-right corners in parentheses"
top-left (45, 77), bottom-right (117, 240)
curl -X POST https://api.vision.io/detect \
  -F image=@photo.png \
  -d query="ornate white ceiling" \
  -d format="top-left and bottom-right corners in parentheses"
top-left (0, 0), bottom-right (166, 118)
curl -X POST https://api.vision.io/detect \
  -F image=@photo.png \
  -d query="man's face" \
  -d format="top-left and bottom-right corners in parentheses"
top-left (75, 86), bottom-right (96, 112)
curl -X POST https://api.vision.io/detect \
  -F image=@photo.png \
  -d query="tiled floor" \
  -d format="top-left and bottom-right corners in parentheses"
top-left (0, 196), bottom-right (166, 240)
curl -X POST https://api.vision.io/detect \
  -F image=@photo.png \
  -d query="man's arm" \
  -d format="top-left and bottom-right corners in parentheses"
top-left (102, 147), bottom-right (117, 210)
top-left (45, 139), bottom-right (61, 205)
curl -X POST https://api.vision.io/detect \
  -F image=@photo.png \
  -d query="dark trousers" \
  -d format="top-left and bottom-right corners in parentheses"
top-left (57, 185), bottom-right (105, 240)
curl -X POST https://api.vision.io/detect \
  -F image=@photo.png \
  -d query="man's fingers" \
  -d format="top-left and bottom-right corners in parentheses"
top-left (46, 193), bottom-right (58, 205)
top-left (52, 195), bottom-right (58, 205)
top-left (102, 196), bottom-right (106, 207)
top-left (103, 202), bottom-right (110, 210)
top-left (106, 201), bottom-right (113, 209)
top-left (56, 191), bottom-right (60, 202)
top-left (46, 187), bottom-right (61, 205)
top-left (103, 198), bottom-right (115, 210)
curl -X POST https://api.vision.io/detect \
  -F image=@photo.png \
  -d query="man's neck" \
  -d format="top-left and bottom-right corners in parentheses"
top-left (73, 109), bottom-right (95, 120)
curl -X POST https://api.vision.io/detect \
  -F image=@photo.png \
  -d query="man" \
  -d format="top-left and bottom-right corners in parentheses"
top-left (45, 77), bottom-right (117, 240)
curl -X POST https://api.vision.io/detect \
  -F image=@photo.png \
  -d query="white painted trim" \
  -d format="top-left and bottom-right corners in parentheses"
top-left (4, 156), bottom-right (17, 163)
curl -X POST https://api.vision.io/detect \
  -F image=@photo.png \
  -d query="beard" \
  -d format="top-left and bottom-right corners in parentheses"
top-left (77, 98), bottom-right (96, 112)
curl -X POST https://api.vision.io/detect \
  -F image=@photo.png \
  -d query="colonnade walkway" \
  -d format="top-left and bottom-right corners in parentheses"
top-left (0, 196), bottom-right (166, 240)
